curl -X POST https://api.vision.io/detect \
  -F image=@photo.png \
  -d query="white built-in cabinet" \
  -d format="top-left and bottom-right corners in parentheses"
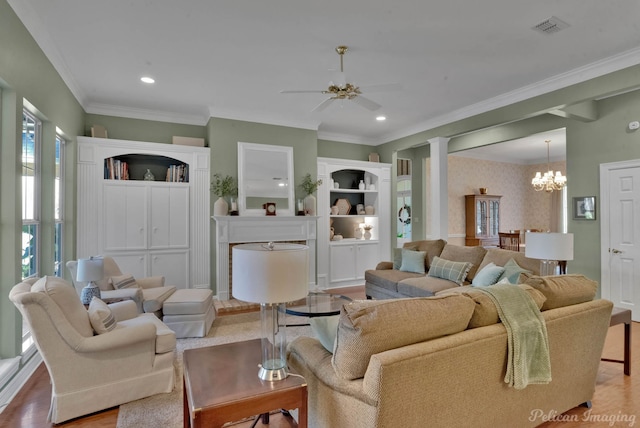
top-left (317, 158), bottom-right (391, 288)
top-left (76, 137), bottom-right (210, 289)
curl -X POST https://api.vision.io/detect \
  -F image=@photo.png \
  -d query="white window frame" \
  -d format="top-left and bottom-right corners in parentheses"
top-left (54, 134), bottom-right (65, 277)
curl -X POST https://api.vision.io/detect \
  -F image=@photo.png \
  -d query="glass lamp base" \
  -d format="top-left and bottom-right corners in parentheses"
top-left (258, 363), bottom-right (288, 381)
top-left (539, 260), bottom-right (559, 276)
top-left (259, 303), bottom-right (288, 381)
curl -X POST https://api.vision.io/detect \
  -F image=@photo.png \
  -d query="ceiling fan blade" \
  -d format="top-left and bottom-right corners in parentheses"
top-left (351, 95), bottom-right (381, 111)
top-left (311, 98), bottom-right (335, 112)
top-left (280, 90), bottom-right (325, 94)
top-left (358, 83), bottom-right (402, 92)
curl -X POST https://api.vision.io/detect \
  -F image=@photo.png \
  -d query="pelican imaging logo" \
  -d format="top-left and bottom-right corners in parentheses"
top-left (529, 409), bottom-right (636, 426)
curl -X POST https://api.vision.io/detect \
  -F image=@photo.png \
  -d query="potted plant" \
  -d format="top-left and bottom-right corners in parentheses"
top-left (299, 173), bottom-right (322, 216)
top-left (211, 173), bottom-right (237, 216)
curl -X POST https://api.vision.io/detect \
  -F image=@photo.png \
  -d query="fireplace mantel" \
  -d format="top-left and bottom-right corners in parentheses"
top-left (213, 216), bottom-right (318, 300)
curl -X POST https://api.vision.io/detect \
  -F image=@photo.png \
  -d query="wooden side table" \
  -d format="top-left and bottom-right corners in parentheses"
top-left (601, 307), bottom-right (631, 376)
top-left (183, 339), bottom-right (308, 427)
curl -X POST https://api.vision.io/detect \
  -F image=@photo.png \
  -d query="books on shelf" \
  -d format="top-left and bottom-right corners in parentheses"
top-left (104, 158), bottom-right (129, 180)
top-left (166, 164), bottom-right (188, 182)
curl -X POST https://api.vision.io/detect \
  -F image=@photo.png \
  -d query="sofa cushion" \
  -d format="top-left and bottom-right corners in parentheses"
top-left (141, 286), bottom-right (177, 313)
top-left (439, 244), bottom-right (487, 280)
top-left (331, 295), bottom-right (475, 380)
top-left (118, 313), bottom-right (176, 354)
top-left (109, 273), bottom-right (139, 290)
top-left (523, 274), bottom-right (597, 310)
top-left (364, 269), bottom-right (425, 293)
top-left (496, 258), bottom-right (533, 284)
top-left (310, 315), bottom-right (340, 353)
top-left (437, 284), bottom-right (546, 328)
top-left (403, 239), bottom-right (446, 270)
top-left (88, 297), bottom-right (117, 334)
top-left (399, 249), bottom-right (427, 274)
top-left (398, 276), bottom-right (460, 297)
top-left (428, 256), bottom-right (472, 286)
top-left (477, 248), bottom-right (540, 276)
top-left (471, 262), bottom-right (505, 287)
top-left (32, 276), bottom-right (94, 337)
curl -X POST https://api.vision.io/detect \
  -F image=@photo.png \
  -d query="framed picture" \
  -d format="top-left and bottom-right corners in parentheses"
top-left (573, 196), bottom-right (596, 220)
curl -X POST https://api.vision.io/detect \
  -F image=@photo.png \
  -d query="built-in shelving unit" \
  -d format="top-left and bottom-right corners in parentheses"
top-left (317, 158), bottom-right (391, 288)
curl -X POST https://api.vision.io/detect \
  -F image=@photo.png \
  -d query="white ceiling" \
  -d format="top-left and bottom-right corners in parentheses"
top-left (9, 0), bottom-right (640, 154)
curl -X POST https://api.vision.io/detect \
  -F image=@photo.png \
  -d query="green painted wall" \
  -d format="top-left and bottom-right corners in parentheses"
top-left (84, 114), bottom-right (206, 144)
top-left (0, 0), bottom-right (85, 360)
top-left (317, 139), bottom-right (375, 162)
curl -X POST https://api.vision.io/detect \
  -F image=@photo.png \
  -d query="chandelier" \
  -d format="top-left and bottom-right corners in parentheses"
top-left (531, 140), bottom-right (566, 192)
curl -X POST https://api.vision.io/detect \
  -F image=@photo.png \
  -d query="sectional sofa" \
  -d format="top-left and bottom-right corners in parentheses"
top-left (364, 240), bottom-right (540, 299)
top-left (287, 274), bottom-right (612, 428)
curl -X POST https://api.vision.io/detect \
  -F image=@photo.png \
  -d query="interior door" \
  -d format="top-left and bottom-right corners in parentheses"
top-left (600, 160), bottom-right (640, 321)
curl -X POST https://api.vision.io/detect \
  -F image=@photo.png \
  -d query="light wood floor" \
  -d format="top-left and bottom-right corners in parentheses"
top-left (3, 287), bottom-right (637, 427)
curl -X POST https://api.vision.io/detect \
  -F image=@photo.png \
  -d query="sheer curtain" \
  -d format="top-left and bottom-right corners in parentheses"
top-left (549, 187), bottom-right (568, 232)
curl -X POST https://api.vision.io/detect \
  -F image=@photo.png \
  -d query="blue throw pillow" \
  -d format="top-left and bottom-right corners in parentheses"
top-left (497, 258), bottom-right (533, 284)
top-left (309, 315), bottom-right (340, 353)
top-left (471, 262), bottom-right (506, 287)
top-left (399, 249), bottom-right (427, 274)
top-left (427, 256), bottom-right (472, 286)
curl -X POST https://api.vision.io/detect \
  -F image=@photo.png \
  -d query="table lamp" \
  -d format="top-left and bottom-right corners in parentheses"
top-left (232, 242), bottom-right (309, 381)
top-left (77, 256), bottom-right (104, 305)
top-left (525, 232), bottom-right (574, 276)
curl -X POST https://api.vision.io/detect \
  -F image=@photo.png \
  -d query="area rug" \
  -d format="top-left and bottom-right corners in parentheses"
top-left (116, 311), bottom-right (313, 428)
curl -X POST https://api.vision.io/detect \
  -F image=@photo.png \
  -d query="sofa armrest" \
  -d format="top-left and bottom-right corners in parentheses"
top-left (108, 300), bottom-right (139, 321)
top-left (375, 261), bottom-right (394, 270)
top-left (136, 276), bottom-right (165, 289)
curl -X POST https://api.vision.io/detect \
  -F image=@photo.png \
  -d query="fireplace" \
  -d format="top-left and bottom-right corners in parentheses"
top-left (213, 216), bottom-right (318, 300)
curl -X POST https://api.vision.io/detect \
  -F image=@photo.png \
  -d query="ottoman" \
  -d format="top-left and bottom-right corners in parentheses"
top-left (162, 288), bottom-right (215, 338)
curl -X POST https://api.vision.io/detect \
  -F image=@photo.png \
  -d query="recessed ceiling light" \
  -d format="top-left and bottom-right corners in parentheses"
top-left (376, 116), bottom-right (386, 121)
top-left (140, 76), bottom-right (155, 84)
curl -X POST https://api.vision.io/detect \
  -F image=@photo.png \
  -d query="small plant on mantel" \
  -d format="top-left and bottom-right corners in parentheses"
top-left (299, 173), bottom-right (322, 196)
top-left (211, 173), bottom-right (237, 198)
top-left (299, 173), bottom-right (322, 216)
top-left (211, 174), bottom-right (237, 216)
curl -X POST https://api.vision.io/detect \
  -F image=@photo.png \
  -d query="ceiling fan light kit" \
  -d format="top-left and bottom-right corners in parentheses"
top-left (281, 45), bottom-right (398, 113)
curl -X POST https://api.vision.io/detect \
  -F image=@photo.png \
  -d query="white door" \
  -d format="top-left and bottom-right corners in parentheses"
top-left (149, 185), bottom-right (189, 249)
top-left (103, 183), bottom-right (147, 251)
top-left (356, 243), bottom-right (380, 280)
top-left (150, 251), bottom-right (189, 288)
top-left (330, 245), bottom-right (357, 282)
top-left (600, 160), bottom-right (640, 321)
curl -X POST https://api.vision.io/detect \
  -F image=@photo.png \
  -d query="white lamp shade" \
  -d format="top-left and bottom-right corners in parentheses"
top-left (525, 233), bottom-right (574, 261)
top-left (76, 257), bottom-right (104, 282)
top-left (232, 243), bottom-right (309, 304)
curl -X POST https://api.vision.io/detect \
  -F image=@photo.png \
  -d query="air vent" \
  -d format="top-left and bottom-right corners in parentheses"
top-left (532, 16), bottom-right (570, 35)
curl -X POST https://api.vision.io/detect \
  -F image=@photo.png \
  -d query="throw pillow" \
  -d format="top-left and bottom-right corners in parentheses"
top-left (497, 258), bottom-right (533, 284)
top-left (88, 297), bottom-right (117, 334)
top-left (428, 256), bottom-right (472, 286)
top-left (399, 249), bottom-right (427, 274)
top-left (471, 262), bottom-right (506, 287)
top-left (309, 315), bottom-right (340, 353)
top-left (110, 273), bottom-right (139, 290)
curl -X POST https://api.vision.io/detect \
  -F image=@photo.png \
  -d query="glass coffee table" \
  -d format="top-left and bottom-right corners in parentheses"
top-left (285, 292), bottom-right (352, 318)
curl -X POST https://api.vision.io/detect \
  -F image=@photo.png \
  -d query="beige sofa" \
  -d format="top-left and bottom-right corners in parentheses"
top-left (287, 274), bottom-right (613, 428)
top-left (365, 240), bottom-right (540, 299)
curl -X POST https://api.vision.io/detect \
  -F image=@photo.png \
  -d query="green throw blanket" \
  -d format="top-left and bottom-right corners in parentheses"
top-left (477, 284), bottom-right (551, 389)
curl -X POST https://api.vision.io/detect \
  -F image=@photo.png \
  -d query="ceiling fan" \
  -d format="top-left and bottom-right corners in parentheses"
top-left (280, 45), bottom-right (399, 113)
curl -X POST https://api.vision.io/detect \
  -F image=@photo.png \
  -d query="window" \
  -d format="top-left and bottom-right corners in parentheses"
top-left (22, 110), bottom-right (40, 279)
top-left (54, 135), bottom-right (65, 276)
top-left (22, 110), bottom-right (40, 354)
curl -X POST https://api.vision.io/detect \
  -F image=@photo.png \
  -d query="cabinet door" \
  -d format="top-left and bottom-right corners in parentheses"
top-left (149, 186), bottom-right (189, 249)
top-left (103, 183), bottom-right (147, 250)
top-left (150, 251), bottom-right (189, 288)
top-left (330, 245), bottom-right (357, 282)
top-left (355, 243), bottom-right (380, 279)
top-left (107, 253), bottom-right (148, 279)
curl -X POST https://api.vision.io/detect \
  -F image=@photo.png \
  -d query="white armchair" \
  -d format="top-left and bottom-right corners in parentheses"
top-left (9, 276), bottom-right (176, 424)
top-left (66, 256), bottom-right (177, 316)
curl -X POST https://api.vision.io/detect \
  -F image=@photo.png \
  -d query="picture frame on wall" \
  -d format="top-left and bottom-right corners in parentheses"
top-left (573, 196), bottom-right (596, 220)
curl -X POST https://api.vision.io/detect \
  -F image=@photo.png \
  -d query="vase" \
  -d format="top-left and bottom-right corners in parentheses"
top-left (214, 197), bottom-right (229, 216)
top-left (143, 168), bottom-right (155, 181)
top-left (304, 194), bottom-right (316, 216)
top-left (358, 180), bottom-right (365, 190)
top-left (354, 227), bottom-right (363, 239)
top-left (364, 229), bottom-right (372, 240)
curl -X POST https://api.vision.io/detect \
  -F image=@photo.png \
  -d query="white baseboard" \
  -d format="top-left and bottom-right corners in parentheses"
top-left (0, 352), bottom-right (42, 415)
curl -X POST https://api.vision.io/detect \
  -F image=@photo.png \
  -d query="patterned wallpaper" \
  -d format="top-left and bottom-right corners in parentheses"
top-left (425, 156), bottom-right (566, 239)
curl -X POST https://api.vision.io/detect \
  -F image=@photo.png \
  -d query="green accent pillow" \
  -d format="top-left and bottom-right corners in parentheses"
top-left (399, 249), bottom-right (427, 274)
top-left (428, 256), bottom-right (472, 286)
top-left (472, 262), bottom-right (506, 287)
top-left (309, 315), bottom-right (340, 353)
top-left (498, 258), bottom-right (533, 284)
